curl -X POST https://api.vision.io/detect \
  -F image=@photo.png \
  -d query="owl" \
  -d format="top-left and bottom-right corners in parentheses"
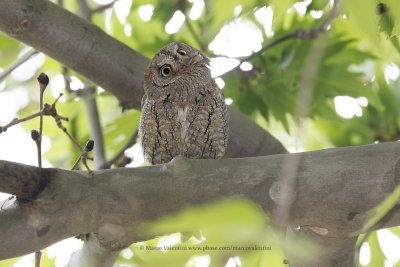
top-left (139, 42), bottom-right (229, 165)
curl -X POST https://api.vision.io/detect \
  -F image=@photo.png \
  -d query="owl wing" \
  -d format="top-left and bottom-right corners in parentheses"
top-left (185, 80), bottom-right (228, 159)
top-left (139, 97), bottom-right (157, 164)
top-left (139, 97), bottom-right (180, 164)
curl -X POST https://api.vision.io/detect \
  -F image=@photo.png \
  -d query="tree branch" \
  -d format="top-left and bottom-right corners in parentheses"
top-left (81, 88), bottom-right (106, 169)
top-left (91, 0), bottom-right (118, 15)
top-left (219, 0), bottom-right (343, 78)
top-left (74, 0), bottom-right (108, 170)
top-left (101, 129), bottom-right (138, 169)
top-left (0, 94), bottom-right (66, 134)
top-left (1, 142), bottom-right (400, 266)
top-left (0, 48), bottom-right (38, 82)
top-left (76, 0), bottom-right (91, 20)
top-left (0, 0), bottom-right (287, 159)
top-left (0, 0), bottom-right (148, 109)
top-left (37, 73), bottom-right (49, 168)
top-left (184, 19), bottom-right (206, 52)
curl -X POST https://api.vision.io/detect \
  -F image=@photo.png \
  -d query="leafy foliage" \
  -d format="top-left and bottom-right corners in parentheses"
top-left (115, 198), bottom-right (316, 267)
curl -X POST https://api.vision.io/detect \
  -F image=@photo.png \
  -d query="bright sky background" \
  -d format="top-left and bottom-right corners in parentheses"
top-left (1, 0), bottom-right (400, 266)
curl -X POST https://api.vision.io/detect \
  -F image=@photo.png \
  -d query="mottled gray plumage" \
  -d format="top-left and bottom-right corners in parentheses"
top-left (139, 42), bottom-right (229, 164)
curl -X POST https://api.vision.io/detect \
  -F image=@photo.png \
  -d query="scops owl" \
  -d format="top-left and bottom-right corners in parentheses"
top-left (139, 42), bottom-right (229, 164)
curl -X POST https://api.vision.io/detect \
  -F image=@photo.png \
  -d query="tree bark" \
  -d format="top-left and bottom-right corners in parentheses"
top-left (0, 0), bottom-right (287, 159)
top-left (1, 142), bottom-right (400, 266)
top-left (0, 1), bottom-right (393, 266)
top-left (0, 0), bottom-right (148, 109)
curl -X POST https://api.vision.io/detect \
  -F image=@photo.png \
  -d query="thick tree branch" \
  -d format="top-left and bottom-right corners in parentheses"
top-left (0, 0), bottom-right (287, 159)
top-left (225, 106), bottom-right (286, 157)
top-left (1, 142), bottom-right (400, 266)
top-left (0, 0), bottom-right (148, 109)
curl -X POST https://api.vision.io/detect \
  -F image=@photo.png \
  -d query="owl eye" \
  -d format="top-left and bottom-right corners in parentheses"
top-left (160, 65), bottom-right (172, 77)
top-left (177, 49), bottom-right (187, 56)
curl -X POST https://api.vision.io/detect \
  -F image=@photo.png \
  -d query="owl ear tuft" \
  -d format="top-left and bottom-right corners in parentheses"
top-left (190, 53), bottom-right (209, 66)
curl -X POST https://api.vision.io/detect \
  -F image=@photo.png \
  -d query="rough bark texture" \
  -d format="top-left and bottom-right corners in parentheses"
top-left (0, 1), bottom-right (393, 267)
top-left (0, 0), bottom-right (288, 160)
top-left (1, 142), bottom-right (400, 266)
top-left (0, 0), bottom-right (148, 109)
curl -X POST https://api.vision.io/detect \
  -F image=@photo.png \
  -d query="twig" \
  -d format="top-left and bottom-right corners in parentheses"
top-left (0, 195), bottom-right (15, 210)
top-left (37, 73), bottom-right (49, 167)
top-left (32, 73), bottom-right (49, 267)
top-left (185, 19), bottom-right (206, 52)
top-left (219, 0), bottom-right (342, 78)
top-left (0, 94), bottom-right (67, 134)
top-left (46, 94), bottom-right (83, 151)
top-left (0, 49), bottom-right (39, 82)
top-left (101, 129), bottom-right (138, 169)
top-left (62, 67), bottom-right (105, 169)
top-left (62, 66), bottom-right (72, 93)
top-left (34, 250), bottom-right (42, 267)
top-left (74, 0), bottom-right (106, 170)
top-left (72, 140), bottom-right (94, 176)
top-left (0, 94), bottom-right (68, 133)
top-left (1, 112), bottom-right (52, 134)
top-left (53, 108), bottom-right (94, 175)
top-left (71, 156), bottom-right (82, 170)
top-left (0, 89), bottom-right (94, 175)
top-left (116, 156), bottom-right (132, 168)
top-left (319, 0), bottom-right (342, 31)
top-left (81, 85), bottom-right (106, 169)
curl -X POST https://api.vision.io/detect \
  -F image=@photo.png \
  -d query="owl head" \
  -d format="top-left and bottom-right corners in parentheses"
top-left (143, 42), bottom-right (210, 94)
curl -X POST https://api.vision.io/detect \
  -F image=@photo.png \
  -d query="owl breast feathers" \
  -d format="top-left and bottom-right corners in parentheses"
top-left (139, 42), bottom-right (229, 164)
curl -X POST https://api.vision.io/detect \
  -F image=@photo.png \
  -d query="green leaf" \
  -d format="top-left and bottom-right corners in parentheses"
top-left (140, 198), bottom-right (269, 238)
top-left (389, 226), bottom-right (400, 237)
top-left (41, 249), bottom-right (57, 267)
top-left (361, 231), bottom-right (386, 267)
top-left (103, 109), bottom-right (140, 158)
top-left (270, 0), bottom-right (297, 31)
top-left (377, 0), bottom-right (400, 38)
top-left (306, 0), bottom-right (329, 13)
top-left (206, 0), bottom-right (265, 42)
top-left (343, 0), bottom-right (380, 44)
top-left (127, 198), bottom-right (317, 267)
top-left (0, 35), bottom-right (20, 67)
top-left (379, 12), bottom-right (395, 37)
top-left (0, 257), bottom-right (20, 267)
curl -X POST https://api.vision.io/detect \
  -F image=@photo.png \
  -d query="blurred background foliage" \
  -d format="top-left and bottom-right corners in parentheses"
top-left (1, 0), bottom-right (400, 266)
